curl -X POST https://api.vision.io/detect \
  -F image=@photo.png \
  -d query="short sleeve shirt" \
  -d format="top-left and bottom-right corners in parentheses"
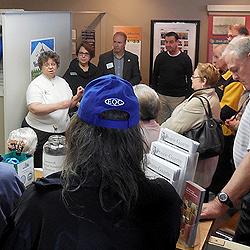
top-left (25, 74), bottom-right (73, 133)
top-left (233, 94), bottom-right (250, 167)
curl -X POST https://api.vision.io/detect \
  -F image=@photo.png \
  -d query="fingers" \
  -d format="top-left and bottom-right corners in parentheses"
top-left (200, 203), bottom-right (210, 219)
top-left (77, 86), bottom-right (84, 91)
top-left (77, 86), bottom-right (84, 94)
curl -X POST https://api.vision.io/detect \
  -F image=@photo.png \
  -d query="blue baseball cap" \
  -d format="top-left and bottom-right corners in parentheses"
top-left (77, 74), bottom-right (139, 129)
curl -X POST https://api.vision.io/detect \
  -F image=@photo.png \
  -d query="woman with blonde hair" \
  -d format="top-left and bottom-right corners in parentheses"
top-left (162, 63), bottom-right (221, 188)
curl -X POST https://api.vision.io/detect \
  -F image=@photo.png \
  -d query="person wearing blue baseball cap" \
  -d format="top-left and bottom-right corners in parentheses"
top-left (1, 75), bottom-right (182, 250)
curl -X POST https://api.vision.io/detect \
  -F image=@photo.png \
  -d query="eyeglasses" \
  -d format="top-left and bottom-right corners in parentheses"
top-left (43, 63), bottom-right (57, 68)
top-left (191, 76), bottom-right (201, 80)
top-left (78, 52), bottom-right (90, 57)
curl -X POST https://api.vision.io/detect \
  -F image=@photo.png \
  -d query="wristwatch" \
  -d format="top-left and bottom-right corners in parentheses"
top-left (217, 192), bottom-right (234, 208)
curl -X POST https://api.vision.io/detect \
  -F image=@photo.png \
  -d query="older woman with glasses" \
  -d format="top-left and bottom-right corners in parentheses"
top-left (22, 51), bottom-right (83, 168)
top-left (63, 41), bottom-right (100, 113)
top-left (161, 63), bottom-right (221, 189)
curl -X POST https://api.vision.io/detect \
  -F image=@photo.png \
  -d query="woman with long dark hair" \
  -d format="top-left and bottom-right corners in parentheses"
top-left (1, 75), bottom-right (181, 250)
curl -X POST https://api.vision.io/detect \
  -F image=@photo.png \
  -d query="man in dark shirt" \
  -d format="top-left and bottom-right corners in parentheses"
top-left (151, 32), bottom-right (193, 124)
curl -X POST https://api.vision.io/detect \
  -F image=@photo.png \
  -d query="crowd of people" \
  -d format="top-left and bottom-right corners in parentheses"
top-left (1, 23), bottom-right (250, 248)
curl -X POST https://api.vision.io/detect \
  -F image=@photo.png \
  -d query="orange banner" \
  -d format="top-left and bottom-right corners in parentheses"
top-left (113, 26), bottom-right (142, 41)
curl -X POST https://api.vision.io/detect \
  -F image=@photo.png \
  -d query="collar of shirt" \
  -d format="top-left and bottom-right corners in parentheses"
top-left (113, 52), bottom-right (125, 60)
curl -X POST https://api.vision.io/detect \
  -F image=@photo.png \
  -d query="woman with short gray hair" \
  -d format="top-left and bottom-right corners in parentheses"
top-left (22, 51), bottom-right (83, 168)
top-left (134, 84), bottom-right (161, 152)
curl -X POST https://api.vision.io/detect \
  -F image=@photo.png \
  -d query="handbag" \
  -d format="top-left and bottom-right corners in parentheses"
top-left (184, 96), bottom-right (224, 159)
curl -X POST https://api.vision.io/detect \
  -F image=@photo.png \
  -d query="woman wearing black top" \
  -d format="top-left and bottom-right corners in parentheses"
top-left (63, 41), bottom-right (99, 112)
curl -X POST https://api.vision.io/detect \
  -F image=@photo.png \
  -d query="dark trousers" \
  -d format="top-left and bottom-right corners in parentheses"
top-left (234, 192), bottom-right (250, 246)
top-left (208, 135), bottom-right (235, 194)
top-left (21, 119), bottom-right (64, 168)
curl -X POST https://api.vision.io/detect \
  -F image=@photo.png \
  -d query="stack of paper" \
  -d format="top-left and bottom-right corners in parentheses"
top-left (145, 127), bottom-right (199, 196)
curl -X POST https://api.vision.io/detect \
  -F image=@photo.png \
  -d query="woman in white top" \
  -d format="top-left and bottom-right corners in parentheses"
top-left (22, 51), bottom-right (83, 168)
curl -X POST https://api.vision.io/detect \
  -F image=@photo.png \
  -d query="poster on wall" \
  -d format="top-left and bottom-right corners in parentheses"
top-left (212, 16), bottom-right (245, 35)
top-left (30, 37), bottom-right (55, 80)
top-left (150, 20), bottom-right (200, 78)
top-left (207, 15), bottom-right (250, 63)
top-left (150, 20), bottom-right (200, 82)
top-left (72, 29), bottom-right (77, 56)
top-left (113, 26), bottom-right (142, 67)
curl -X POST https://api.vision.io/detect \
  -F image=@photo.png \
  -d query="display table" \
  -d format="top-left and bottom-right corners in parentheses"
top-left (176, 220), bottom-right (213, 250)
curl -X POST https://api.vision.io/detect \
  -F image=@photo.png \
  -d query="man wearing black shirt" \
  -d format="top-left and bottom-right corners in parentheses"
top-left (151, 32), bottom-right (193, 124)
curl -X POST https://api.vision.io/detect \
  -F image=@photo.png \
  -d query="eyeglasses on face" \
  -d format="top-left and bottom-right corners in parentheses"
top-left (43, 62), bottom-right (57, 68)
top-left (78, 52), bottom-right (90, 56)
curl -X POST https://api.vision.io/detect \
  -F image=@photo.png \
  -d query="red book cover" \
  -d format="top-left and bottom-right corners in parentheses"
top-left (179, 181), bottom-right (206, 248)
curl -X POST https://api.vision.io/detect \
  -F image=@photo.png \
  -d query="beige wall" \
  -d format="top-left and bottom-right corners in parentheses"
top-left (0, 0), bottom-right (250, 150)
top-left (1, 0), bottom-right (250, 83)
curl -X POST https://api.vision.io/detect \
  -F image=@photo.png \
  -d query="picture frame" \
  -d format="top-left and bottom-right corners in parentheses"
top-left (150, 20), bottom-right (200, 82)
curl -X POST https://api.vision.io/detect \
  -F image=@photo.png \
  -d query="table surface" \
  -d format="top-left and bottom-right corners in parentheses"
top-left (176, 220), bottom-right (213, 250)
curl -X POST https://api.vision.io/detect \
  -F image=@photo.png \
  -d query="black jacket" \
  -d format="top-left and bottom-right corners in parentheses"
top-left (63, 58), bottom-right (100, 95)
top-left (0, 172), bottom-right (182, 250)
top-left (98, 50), bottom-right (141, 85)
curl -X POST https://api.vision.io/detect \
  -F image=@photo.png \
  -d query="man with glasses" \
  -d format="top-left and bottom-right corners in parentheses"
top-left (227, 24), bottom-right (249, 42)
top-left (98, 32), bottom-right (141, 86)
top-left (151, 31), bottom-right (193, 124)
top-left (201, 36), bottom-right (250, 246)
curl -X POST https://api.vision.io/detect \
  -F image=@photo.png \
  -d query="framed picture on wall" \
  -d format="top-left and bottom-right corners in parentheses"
top-left (150, 20), bottom-right (200, 82)
top-left (212, 16), bottom-right (245, 35)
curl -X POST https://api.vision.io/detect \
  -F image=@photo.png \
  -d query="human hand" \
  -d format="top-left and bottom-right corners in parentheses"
top-left (225, 116), bottom-right (239, 131)
top-left (76, 86), bottom-right (84, 98)
top-left (200, 198), bottom-right (228, 220)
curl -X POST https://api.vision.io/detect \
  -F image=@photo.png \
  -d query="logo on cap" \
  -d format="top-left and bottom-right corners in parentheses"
top-left (105, 98), bottom-right (124, 107)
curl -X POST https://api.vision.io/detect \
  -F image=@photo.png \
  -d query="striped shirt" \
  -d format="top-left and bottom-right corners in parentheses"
top-left (233, 93), bottom-right (250, 168)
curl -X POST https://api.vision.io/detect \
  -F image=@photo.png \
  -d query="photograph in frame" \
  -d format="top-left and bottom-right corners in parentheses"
top-left (150, 20), bottom-right (200, 82)
top-left (212, 16), bottom-right (245, 35)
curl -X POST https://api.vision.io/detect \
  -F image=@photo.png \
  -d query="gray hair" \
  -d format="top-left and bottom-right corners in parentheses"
top-left (133, 84), bottom-right (160, 121)
top-left (222, 36), bottom-right (250, 60)
top-left (38, 51), bottom-right (60, 69)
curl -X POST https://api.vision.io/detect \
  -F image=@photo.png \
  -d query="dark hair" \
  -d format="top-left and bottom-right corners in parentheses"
top-left (62, 111), bottom-right (145, 218)
top-left (239, 26), bottom-right (249, 36)
top-left (76, 41), bottom-right (95, 59)
top-left (229, 24), bottom-right (249, 36)
top-left (165, 31), bottom-right (179, 41)
top-left (113, 32), bottom-right (127, 42)
top-left (38, 51), bottom-right (60, 69)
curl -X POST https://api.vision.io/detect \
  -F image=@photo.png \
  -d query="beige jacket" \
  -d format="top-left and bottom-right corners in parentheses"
top-left (161, 88), bottom-right (221, 134)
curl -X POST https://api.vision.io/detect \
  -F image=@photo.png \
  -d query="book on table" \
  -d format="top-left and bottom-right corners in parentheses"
top-left (179, 180), bottom-right (206, 248)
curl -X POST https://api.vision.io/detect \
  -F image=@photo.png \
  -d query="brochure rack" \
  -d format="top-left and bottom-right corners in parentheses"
top-left (145, 127), bottom-right (199, 197)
